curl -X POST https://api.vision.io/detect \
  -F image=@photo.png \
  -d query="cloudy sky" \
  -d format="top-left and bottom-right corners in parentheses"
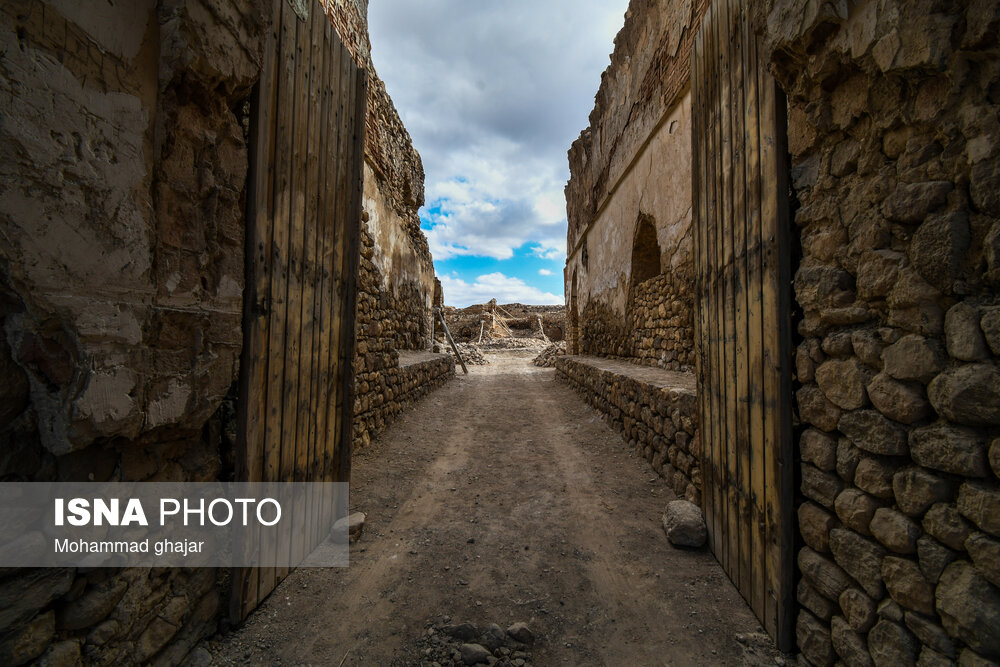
top-left (368, 0), bottom-right (629, 307)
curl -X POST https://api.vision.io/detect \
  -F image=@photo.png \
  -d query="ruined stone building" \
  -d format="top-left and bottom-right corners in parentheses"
top-left (561, 0), bottom-right (1000, 664)
top-left (0, 0), bottom-right (450, 663)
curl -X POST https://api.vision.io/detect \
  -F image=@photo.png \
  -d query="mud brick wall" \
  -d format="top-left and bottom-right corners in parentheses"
top-left (0, 0), bottom-right (265, 663)
top-left (628, 271), bottom-right (696, 370)
top-left (555, 357), bottom-right (701, 504)
top-left (753, 1), bottom-right (1000, 664)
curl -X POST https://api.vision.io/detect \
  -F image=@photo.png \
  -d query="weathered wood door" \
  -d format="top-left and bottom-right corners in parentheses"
top-left (232, 0), bottom-right (366, 622)
top-left (691, 0), bottom-right (794, 650)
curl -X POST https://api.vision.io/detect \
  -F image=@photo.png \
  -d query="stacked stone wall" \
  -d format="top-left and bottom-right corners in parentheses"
top-left (753, 1), bottom-right (1000, 664)
top-left (555, 357), bottom-right (701, 504)
top-left (628, 271), bottom-right (696, 370)
top-left (353, 228), bottom-right (454, 448)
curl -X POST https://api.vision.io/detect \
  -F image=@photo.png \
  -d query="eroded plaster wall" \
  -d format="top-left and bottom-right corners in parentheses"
top-left (0, 0), bottom-right (265, 663)
top-left (325, 0), bottom-right (442, 449)
top-left (565, 0), bottom-right (707, 370)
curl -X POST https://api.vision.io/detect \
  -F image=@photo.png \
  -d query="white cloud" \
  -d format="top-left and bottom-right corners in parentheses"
top-left (440, 273), bottom-right (563, 308)
top-left (369, 0), bottom-right (628, 262)
top-left (538, 269), bottom-right (553, 276)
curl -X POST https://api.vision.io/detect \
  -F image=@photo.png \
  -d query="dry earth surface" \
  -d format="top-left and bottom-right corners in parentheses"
top-left (201, 352), bottom-right (789, 666)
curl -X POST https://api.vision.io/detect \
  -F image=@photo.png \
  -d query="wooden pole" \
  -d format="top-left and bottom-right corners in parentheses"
top-left (436, 308), bottom-right (469, 374)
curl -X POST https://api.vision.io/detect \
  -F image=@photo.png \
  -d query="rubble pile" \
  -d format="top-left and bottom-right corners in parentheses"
top-left (533, 342), bottom-right (567, 367)
top-left (411, 619), bottom-right (536, 667)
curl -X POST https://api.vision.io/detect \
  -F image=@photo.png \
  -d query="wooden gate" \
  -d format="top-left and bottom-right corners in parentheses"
top-left (691, 0), bottom-right (794, 650)
top-left (232, 0), bottom-right (366, 621)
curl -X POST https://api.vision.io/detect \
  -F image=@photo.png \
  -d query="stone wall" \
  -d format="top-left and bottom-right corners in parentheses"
top-left (353, 226), bottom-right (453, 448)
top-left (325, 0), bottom-right (443, 448)
top-left (0, 0), bottom-right (265, 663)
top-left (753, 1), bottom-right (1000, 664)
top-left (564, 0), bottom-right (706, 370)
top-left (556, 356), bottom-right (701, 503)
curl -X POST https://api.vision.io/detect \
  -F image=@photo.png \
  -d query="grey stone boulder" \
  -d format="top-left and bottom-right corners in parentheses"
top-left (662, 500), bottom-right (707, 548)
top-left (506, 622), bottom-right (534, 644)
top-left (459, 643), bottom-right (491, 665)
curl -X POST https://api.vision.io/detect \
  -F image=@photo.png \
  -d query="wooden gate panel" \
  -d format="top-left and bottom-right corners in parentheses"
top-left (691, 0), bottom-right (793, 650)
top-left (234, 0), bottom-right (366, 622)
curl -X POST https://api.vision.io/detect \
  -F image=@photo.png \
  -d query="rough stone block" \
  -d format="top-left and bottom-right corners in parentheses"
top-left (957, 482), bottom-right (1000, 537)
top-left (855, 456), bottom-right (904, 500)
top-left (802, 429), bottom-right (839, 471)
top-left (867, 373), bottom-right (930, 424)
top-left (798, 609), bottom-right (836, 667)
top-left (928, 364), bottom-right (1000, 426)
top-left (893, 467), bottom-right (953, 517)
top-left (916, 536), bottom-right (956, 585)
top-left (799, 385), bottom-right (843, 432)
top-left (817, 359), bottom-right (870, 410)
top-left (800, 578), bottom-right (837, 621)
top-left (870, 508), bottom-right (921, 554)
top-left (661, 500), bottom-right (706, 548)
top-left (838, 411), bottom-right (907, 456)
top-left (945, 303), bottom-right (990, 361)
top-left (831, 614), bottom-right (875, 667)
top-left (803, 463), bottom-right (845, 509)
top-left (835, 488), bottom-right (882, 536)
top-left (868, 619), bottom-right (918, 667)
top-left (800, 547), bottom-right (854, 601)
top-left (910, 212), bottom-right (971, 291)
top-left (936, 561), bottom-right (1000, 659)
top-left (923, 503), bottom-right (974, 551)
top-left (831, 528), bottom-right (887, 598)
top-left (904, 611), bottom-right (956, 659)
top-left (840, 587), bottom-right (877, 633)
top-left (966, 532), bottom-right (1000, 588)
top-left (909, 423), bottom-right (988, 477)
top-left (882, 335), bottom-right (945, 382)
top-left (800, 501), bottom-right (837, 552)
top-left (882, 556), bottom-right (935, 615)
top-left (881, 181), bottom-right (951, 224)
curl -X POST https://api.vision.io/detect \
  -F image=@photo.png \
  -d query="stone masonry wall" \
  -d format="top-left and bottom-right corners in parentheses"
top-left (753, 1), bottom-right (1000, 664)
top-left (556, 357), bottom-right (701, 504)
top-left (325, 0), bottom-right (443, 448)
top-left (565, 0), bottom-right (705, 371)
top-left (353, 226), bottom-right (454, 448)
top-left (0, 0), bottom-right (265, 663)
top-left (628, 271), bottom-right (696, 370)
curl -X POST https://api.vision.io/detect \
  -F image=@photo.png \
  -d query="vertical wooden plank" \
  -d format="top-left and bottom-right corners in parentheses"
top-left (691, 21), bottom-right (713, 552)
top-left (339, 67), bottom-right (367, 483)
top-left (259, 0), bottom-right (300, 606)
top-left (275, 2), bottom-right (312, 583)
top-left (706, 1), bottom-right (726, 570)
top-left (743, 1), bottom-right (768, 626)
top-left (729, 0), bottom-right (753, 606)
top-left (234, 0), bottom-right (281, 623)
top-left (759, 42), bottom-right (791, 644)
top-left (311, 16), bottom-right (337, 548)
top-left (291, 1), bottom-right (324, 566)
top-left (326, 45), bottom-right (356, 484)
top-left (773, 77), bottom-right (795, 657)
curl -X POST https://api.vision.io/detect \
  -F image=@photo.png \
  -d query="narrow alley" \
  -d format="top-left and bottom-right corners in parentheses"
top-left (203, 352), bottom-right (783, 666)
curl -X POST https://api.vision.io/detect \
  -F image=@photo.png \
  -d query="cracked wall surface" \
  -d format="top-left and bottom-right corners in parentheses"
top-left (565, 0), bottom-right (705, 371)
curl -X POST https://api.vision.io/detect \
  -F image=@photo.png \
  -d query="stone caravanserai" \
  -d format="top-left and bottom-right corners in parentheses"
top-left (0, 0), bottom-right (998, 664)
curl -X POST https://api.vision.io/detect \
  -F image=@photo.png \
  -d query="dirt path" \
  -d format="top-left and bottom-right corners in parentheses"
top-left (203, 352), bottom-right (786, 666)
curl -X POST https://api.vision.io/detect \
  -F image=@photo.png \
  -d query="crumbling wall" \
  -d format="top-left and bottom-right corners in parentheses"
top-left (564, 0), bottom-right (707, 370)
top-left (0, 0), bottom-right (265, 663)
top-left (325, 0), bottom-right (443, 449)
top-left (753, 1), bottom-right (1000, 664)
